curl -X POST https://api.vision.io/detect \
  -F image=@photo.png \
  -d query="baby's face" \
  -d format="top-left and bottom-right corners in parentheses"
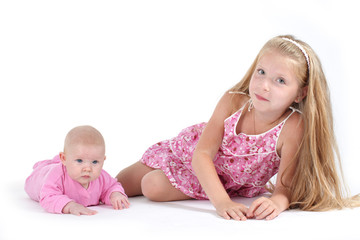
top-left (60, 144), bottom-right (105, 189)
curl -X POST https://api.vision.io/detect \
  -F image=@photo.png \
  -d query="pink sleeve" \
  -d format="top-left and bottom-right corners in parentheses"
top-left (39, 170), bottom-right (74, 214)
top-left (99, 170), bottom-right (127, 205)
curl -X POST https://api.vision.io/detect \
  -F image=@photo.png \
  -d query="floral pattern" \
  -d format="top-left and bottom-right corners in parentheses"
top-left (141, 104), bottom-right (295, 199)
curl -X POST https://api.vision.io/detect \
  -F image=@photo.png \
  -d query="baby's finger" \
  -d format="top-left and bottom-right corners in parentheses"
top-left (122, 198), bottom-right (130, 208)
top-left (71, 210), bottom-right (81, 216)
top-left (113, 200), bottom-right (121, 210)
top-left (118, 200), bottom-right (124, 210)
top-left (80, 208), bottom-right (97, 216)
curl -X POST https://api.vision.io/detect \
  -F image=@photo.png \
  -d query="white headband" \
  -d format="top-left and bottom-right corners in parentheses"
top-left (282, 37), bottom-right (310, 71)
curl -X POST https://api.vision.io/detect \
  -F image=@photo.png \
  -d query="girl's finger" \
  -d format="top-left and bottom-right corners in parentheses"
top-left (265, 210), bottom-right (279, 220)
top-left (247, 198), bottom-right (264, 217)
top-left (233, 207), bottom-right (247, 221)
top-left (254, 201), bottom-right (270, 217)
top-left (227, 209), bottom-right (241, 221)
top-left (218, 210), bottom-right (231, 220)
top-left (256, 206), bottom-right (273, 220)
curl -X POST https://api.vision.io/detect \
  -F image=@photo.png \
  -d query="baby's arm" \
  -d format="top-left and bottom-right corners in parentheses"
top-left (40, 182), bottom-right (97, 215)
top-left (247, 113), bottom-right (304, 220)
top-left (99, 169), bottom-right (129, 209)
top-left (62, 201), bottom-right (97, 216)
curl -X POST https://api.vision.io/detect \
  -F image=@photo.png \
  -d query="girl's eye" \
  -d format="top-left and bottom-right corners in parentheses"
top-left (76, 159), bottom-right (83, 163)
top-left (257, 69), bottom-right (265, 75)
top-left (276, 78), bottom-right (286, 84)
top-left (92, 160), bottom-right (99, 164)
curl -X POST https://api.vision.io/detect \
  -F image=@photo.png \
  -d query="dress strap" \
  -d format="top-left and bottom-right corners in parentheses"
top-left (282, 107), bottom-right (301, 123)
top-left (289, 106), bottom-right (302, 114)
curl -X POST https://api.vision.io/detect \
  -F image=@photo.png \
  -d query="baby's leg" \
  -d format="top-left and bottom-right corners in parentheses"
top-left (141, 170), bottom-right (193, 201)
top-left (116, 161), bottom-right (153, 197)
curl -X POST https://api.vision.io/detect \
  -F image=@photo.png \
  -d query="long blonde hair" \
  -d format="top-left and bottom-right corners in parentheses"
top-left (230, 35), bottom-right (360, 211)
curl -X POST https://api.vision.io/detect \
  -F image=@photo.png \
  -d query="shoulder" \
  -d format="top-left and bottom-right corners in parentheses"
top-left (38, 164), bottom-right (66, 196)
top-left (97, 169), bottom-right (117, 184)
top-left (228, 92), bottom-right (250, 112)
top-left (206, 91), bottom-right (250, 132)
top-left (45, 163), bottom-right (66, 184)
top-left (34, 159), bottom-right (64, 180)
top-left (216, 92), bottom-right (249, 116)
top-left (283, 111), bottom-right (304, 135)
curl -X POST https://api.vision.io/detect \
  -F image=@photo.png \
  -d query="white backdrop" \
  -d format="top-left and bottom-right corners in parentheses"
top-left (1, 0), bottom-right (359, 227)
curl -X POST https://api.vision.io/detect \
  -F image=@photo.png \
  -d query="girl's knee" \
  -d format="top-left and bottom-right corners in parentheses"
top-left (141, 170), bottom-right (169, 201)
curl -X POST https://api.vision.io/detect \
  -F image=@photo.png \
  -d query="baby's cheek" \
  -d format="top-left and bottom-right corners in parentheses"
top-left (93, 169), bottom-right (103, 179)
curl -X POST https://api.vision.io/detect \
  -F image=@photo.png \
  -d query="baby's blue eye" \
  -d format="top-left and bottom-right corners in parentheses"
top-left (76, 159), bottom-right (83, 163)
top-left (92, 160), bottom-right (99, 164)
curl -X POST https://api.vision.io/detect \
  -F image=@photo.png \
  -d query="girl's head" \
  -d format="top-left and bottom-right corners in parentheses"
top-left (248, 46), bottom-right (308, 115)
top-left (231, 35), bottom-right (326, 113)
top-left (232, 35), bottom-right (359, 211)
top-left (59, 125), bottom-right (106, 189)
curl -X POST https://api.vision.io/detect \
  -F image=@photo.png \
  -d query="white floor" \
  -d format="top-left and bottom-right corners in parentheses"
top-left (1, 180), bottom-right (359, 240)
top-left (1, 1), bottom-right (360, 240)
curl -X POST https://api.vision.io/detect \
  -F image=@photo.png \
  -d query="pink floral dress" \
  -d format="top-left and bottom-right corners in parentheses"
top-left (141, 101), bottom-right (296, 199)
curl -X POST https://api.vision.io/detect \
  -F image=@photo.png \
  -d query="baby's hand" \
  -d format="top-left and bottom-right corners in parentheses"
top-left (62, 201), bottom-right (98, 216)
top-left (110, 192), bottom-right (130, 210)
top-left (247, 197), bottom-right (280, 220)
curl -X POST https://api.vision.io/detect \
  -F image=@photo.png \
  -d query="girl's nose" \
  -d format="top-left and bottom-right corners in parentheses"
top-left (262, 78), bottom-right (270, 92)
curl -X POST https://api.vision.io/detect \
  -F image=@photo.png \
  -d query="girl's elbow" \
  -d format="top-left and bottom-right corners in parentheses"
top-left (191, 151), bottom-right (211, 170)
top-left (191, 152), bottom-right (200, 170)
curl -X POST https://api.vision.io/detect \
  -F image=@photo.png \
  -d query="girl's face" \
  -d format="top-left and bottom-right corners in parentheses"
top-left (249, 50), bottom-right (307, 115)
top-left (60, 144), bottom-right (105, 189)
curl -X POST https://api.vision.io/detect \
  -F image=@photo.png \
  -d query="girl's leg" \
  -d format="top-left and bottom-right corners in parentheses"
top-left (116, 161), bottom-right (154, 197)
top-left (141, 170), bottom-right (193, 201)
top-left (116, 161), bottom-right (192, 201)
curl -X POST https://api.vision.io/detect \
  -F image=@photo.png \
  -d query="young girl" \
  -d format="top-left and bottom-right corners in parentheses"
top-left (116, 35), bottom-right (360, 220)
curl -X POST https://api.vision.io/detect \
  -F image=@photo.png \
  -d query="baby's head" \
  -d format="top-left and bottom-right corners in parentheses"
top-left (59, 125), bottom-right (106, 189)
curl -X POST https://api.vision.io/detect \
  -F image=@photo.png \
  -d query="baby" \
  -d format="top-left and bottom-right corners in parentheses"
top-left (25, 125), bottom-right (129, 215)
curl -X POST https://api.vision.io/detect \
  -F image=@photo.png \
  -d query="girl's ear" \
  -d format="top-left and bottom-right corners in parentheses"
top-left (295, 86), bottom-right (308, 103)
top-left (59, 152), bottom-right (66, 166)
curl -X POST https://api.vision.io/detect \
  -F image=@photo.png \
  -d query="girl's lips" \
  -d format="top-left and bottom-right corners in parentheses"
top-left (255, 94), bottom-right (269, 101)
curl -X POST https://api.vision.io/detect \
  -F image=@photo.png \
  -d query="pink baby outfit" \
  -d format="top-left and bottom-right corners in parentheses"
top-left (25, 155), bottom-right (126, 213)
top-left (141, 101), bottom-right (296, 199)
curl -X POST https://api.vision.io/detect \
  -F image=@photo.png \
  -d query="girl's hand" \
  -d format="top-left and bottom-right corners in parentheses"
top-left (62, 201), bottom-right (98, 216)
top-left (215, 199), bottom-right (248, 221)
top-left (110, 191), bottom-right (130, 210)
top-left (247, 197), bottom-right (280, 220)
